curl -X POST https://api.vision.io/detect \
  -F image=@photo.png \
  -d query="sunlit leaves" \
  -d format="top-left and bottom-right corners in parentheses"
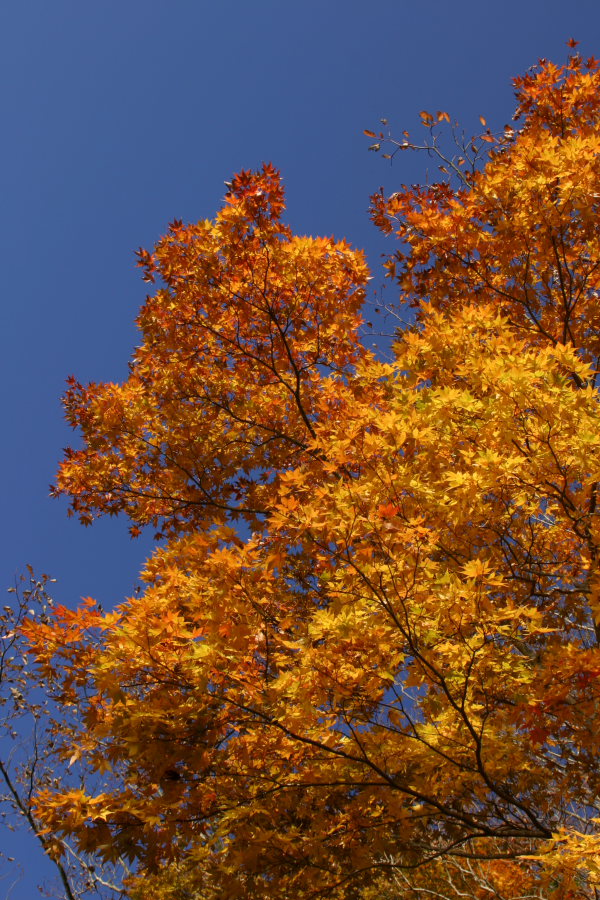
top-left (54, 163), bottom-right (370, 538)
top-left (23, 53), bottom-right (600, 900)
top-left (371, 54), bottom-right (600, 365)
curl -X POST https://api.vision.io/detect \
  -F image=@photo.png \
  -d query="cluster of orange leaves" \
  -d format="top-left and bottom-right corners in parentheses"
top-left (24, 51), bottom-right (600, 899)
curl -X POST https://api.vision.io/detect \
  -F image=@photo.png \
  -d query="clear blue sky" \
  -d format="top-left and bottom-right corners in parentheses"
top-left (2, 1), bottom-right (599, 894)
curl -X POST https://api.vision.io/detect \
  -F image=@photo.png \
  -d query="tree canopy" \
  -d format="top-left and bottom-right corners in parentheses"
top-left (22, 50), bottom-right (600, 899)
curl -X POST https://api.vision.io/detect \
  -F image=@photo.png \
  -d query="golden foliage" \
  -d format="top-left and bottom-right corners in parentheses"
top-left (24, 52), bottom-right (600, 899)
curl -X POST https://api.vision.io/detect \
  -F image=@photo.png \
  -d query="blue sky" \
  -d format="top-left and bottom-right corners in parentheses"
top-left (2, 1), bottom-right (600, 894)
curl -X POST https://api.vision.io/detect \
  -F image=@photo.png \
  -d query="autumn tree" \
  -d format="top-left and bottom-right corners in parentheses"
top-left (24, 49), bottom-right (600, 899)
